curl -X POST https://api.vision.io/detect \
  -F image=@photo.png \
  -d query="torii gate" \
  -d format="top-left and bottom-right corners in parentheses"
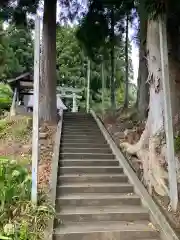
top-left (57, 86), bottom-right (82, 113)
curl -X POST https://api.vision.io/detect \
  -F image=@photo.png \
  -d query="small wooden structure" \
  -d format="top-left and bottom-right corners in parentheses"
top-left (7, 74), bottom-right (82, 113)
top-left (7, 72), bottom-right (34, 115)
top-left (8, 72), bottom-right (33, 98)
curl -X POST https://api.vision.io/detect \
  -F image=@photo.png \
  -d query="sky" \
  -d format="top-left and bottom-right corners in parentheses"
top-left (131, 44), bottom-right (139, 84)
top-left (130, 29), bottom-right (139, 85)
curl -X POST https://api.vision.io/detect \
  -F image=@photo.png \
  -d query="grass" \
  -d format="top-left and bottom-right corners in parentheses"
top-left (0, 115), bottom-right (54, 239)
top-left (174, 134), bottom-right (180, 153)
top-left (0, 157), bottom-right (54, 240)
top-left (0, 116), bottom-right (32, 141)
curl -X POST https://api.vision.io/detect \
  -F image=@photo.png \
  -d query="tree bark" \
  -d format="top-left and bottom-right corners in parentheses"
top-left (136, 2), bottom-right (149, 119)
top-left (124, 14), bottom-right (129, 109)
top-left (110, 7), bottom-right (115, 111)
top-left (121, 17), bottom-right (180, 197)
top-left (101, 60), bottom-right (105, 115)
top-left (40, 0), bottom-right (57, 122)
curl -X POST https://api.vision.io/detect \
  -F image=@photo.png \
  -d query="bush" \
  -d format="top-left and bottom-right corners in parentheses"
top-left (0, 158), bottom-right (54, 239)
top-left (0, 84), bottom-right (12, 112)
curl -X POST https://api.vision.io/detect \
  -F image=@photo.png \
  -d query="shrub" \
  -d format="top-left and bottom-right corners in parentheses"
top-left (0, 158), bottom-right (54, 239)
top-left (0, 84), bottom-right (12, 111)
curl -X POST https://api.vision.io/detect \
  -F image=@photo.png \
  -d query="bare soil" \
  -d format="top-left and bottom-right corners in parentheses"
top-left (101, 109), bottom-right (180, 235)
top-left (0, 115), bottom-right (57, 190)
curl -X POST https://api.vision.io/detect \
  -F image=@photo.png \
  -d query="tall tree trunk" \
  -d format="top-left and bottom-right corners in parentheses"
top-left (124, 14), bottom-right (129, 108)
top-left (121, 17), bottom-right (180, 197)
top-left (40, 0), bottom-right (57, 122)
top-left (101, 60), bottom-right (105, 115)
top-left (136, 1), bottom-right (149, 119)
top-left (110, 7), bottom-right (115, 111)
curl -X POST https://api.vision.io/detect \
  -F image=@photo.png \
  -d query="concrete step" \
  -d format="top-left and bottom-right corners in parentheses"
top-left (61, 139), bottom-right (107, 144)
top-left (61, 135), bottom-right (104, 140)
top-left (62, 129), bottom-right (100, 133)
top-left (62, 132), bottom-right (103, 136)
top-left (61, 138), bottom-right (105, 143)
top-left (63, 125), bottom-right (98, 129)
top-left (56, 193), bottom-right (141, 207)
top-left (63, 116), bottom-right (93, 119)
top-left (62, 125), bottom-right (99, 129)
top-left (57, 206), bottom-right (149, 223)
top-left (63, 117), bottom-right (95, 120)
top-left (61, 143), bottom-right (109, 148)
top-left (63, 122), bottom-right (96, 125)
top-left (53, 221), bottom-right (159, 240)
top-left (59, 159), bottom-right (119, 167)
top-left (60, 148), bottom-right (112, 154)
top-left (59, 166), bottom-right (123, 175)
top-left (58, 174), bottom-right (127, 184)
top-left (57, 183), bottom-right (134, 194)
top-left (60, 153), bottom-right (115, 160)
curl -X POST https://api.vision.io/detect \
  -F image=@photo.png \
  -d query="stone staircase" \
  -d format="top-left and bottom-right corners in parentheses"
top-left (53, 113), bottom-right (161, 240)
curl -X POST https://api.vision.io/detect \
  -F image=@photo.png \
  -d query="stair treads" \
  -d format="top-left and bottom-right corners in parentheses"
top-left (57, 183), bottom-right (134, 194)
top-left (56, 193), bottom-right (141, 207)
top-left (59, 159), bottom-right (119, 167)
top-left (57, 206), bottom-right (149, 222)
top-left (53, 113), bottom-right (160, 240)
top-left (60, 148), bottom-right (112, 154)
top-left (59, 205), bottom-right (148, 214)
top-left (60, 153), bottom-right (115, 160)
top-left (54, 221), bottom-right (159, 239)
top-left (59, 166), bottom-right (123, 174)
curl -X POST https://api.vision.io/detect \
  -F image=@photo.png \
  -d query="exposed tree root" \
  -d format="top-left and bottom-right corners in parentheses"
top-left (120, 128), bottom-right (168, 196)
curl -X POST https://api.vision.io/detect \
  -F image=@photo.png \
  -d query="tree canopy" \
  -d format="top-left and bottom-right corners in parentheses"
top-left (0, 23), bottom-right (33, 80)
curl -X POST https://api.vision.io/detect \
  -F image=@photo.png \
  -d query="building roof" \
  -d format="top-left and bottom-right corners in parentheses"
top-left (7, 72), bottom-right (32, 83)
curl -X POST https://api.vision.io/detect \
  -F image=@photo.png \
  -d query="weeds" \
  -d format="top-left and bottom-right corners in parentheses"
top-left (174, 134), bottom-right (180, 153)
top-left (0, 116), bottom-right (32, 140)
top-left (0, 157), bottom-right (54, 239)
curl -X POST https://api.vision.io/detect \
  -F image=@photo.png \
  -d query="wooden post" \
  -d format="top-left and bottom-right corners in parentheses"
top-left (72, 93), bottom-right (77, 112)
top-left (86, 59), bottom-right (91, 113)
top-left (10, 87), bottom-right (17, 116)
top-left (31, 15), bottom-right (40, 204)
top-left (101, 61), bottom-right (105, 116)
top-left (159, 14), bottom-right (178, 211)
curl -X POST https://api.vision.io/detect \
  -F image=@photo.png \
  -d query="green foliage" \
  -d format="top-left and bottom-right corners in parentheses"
top-left (7, 25), bottom-right (34, 74)
top-left (76, 0), bottom-right (134, 62)
top-left (174, 134), bottom-right (180, 153)
top-left (0, 158), bottom-right (54, 240)
top-left (56, 26), bottom-right (86, 87)
top-left (0, 23), bottom-right (33, 82)
top-left (57, 25), bottom-right (134, 110)
top-left (0, 84), bottom-right (12, 111)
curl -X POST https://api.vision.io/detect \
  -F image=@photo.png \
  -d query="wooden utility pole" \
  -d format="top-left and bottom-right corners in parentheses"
top-left (159, 14), bottom-right (178, 211)
top-left (101, 61), bottom-right (105, 116)
top-left (31, 15), bottom-right (40, 204)
top-left (86, 59), bottom-right (91, 113)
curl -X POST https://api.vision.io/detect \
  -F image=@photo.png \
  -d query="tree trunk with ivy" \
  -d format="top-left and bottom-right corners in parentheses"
top-left (40, 0), bottom-right (57, 123)
top-left (121, 15), bottom-right (180, 197)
